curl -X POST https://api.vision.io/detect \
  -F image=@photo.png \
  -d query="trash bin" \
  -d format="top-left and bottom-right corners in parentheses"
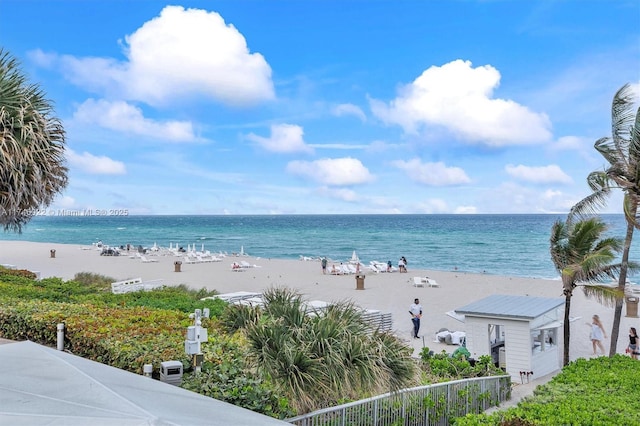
top-left (626, 296), bottom-right (639, 318)
top-left (174, 261), bottom-right (182, 272)
top-left (50, 249), bottom-right (56, 258)
top-left (355, 274), bottom-right (365, 290)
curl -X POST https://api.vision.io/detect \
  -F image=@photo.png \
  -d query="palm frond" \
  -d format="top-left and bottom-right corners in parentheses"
top-left (580, 284), bottom-right (624, 308)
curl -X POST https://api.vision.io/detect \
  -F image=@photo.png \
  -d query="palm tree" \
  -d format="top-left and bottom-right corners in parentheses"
top-left (569, 83), bottom-right (640, 356)
top-left (0, 48), bottom-right (67, 232)
top-left (550, 217), bottom-right (624, 365)
top-left (235, 287), bottom-right (417, 413)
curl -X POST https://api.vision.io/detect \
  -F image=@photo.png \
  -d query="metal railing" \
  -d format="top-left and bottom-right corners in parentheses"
top-left (286, 375), bottom-right (511, 426)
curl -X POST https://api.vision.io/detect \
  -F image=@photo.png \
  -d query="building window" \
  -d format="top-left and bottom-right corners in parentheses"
top-left (532, 328), bottom-right (557, 353)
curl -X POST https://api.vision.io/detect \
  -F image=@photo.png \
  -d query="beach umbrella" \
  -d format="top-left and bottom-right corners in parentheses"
top-left (201, 243), bottom-right (205, 252)
top-left (240, 245), bottom-right (244, 256)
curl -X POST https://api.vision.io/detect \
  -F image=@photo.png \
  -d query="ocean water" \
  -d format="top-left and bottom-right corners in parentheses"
top-left (1, 214), bottom-right (637, 280)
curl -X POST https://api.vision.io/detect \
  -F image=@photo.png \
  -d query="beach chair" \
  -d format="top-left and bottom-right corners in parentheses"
top-left (412, 277), bottom-right (425, 288)
top-left (425, 278), bottom-right (440, 287)
top-left (140, 256), bottom-right (159, 263)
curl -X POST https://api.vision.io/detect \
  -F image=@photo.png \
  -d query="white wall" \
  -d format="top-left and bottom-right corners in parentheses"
top-left (464, 317), bottom-right (561, 382)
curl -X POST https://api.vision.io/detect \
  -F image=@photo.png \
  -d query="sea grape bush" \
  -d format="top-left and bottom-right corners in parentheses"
top-left (0, 274), bottom-right (292, 418)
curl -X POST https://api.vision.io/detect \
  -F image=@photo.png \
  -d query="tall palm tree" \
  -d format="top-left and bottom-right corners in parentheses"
top-left (0, 48), bottom-right (67, 232)
top-left (550, 217), bottom-right (624, 365)
top-left (569, 83), bottom-right (640, 356)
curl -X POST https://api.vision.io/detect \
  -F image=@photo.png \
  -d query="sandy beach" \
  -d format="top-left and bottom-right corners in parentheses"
top-left (2, 240), bottom-right (638, 365)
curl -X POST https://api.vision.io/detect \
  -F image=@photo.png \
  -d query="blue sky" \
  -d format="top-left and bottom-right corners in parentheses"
top-left (2, 0), bottom-right (639, 215)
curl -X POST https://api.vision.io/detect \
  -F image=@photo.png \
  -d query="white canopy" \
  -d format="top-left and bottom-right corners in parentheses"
top-left (0, 341), bottom-right (289, 425)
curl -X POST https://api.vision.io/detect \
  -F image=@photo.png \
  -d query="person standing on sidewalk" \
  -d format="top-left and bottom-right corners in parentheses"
top-left (409, 298), bottom-right (423, 339)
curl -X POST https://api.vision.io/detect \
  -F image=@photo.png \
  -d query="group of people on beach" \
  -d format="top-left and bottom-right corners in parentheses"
top-left (587, 314), bottom-right (638, 359)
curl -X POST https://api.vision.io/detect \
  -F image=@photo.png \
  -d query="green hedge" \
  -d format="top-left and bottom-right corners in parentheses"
top-left (455, 355), bottom-right (640, 425)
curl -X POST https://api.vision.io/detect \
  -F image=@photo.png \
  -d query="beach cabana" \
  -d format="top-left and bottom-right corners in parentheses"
top-left (454, 294), bottom-right (564, 382)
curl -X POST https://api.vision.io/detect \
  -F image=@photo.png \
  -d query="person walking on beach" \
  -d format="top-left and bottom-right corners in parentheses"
top-left (587, 314), bottom-right (607, 355)
top-left (321, 257), bottom-right (327, 274)
top-left (409, 298), bottom-right (422, 339)
top-left (628, 327), bottom-right (638, 360)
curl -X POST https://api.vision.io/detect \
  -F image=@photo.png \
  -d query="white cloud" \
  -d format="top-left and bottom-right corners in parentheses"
top-left (73, 99), bottom-right (198, 142)
top-left (66, 148), bottom-right (126, 175)
top-left (414, 198), bottom-right (449, 213)
top-left (55, 196), bottom-right (76, 208)
top-left (332, 103), bottom-right (366, 121)
top-left (319, 187), bottom-right (359, 202)
top-left (551, 136), bottom-right (586, 151)
top-left (286, 157), bottom-right (374, 186)
top-left (60, 6), bottom-right (274, 106)
top-left (370, 59), bottom-right (552, 147)
top-left (454, 205), bottom-right (478, 214)
top-left (505, 164), bottom-right (573, 184)
top-left (391, 158), bottom-right (471, 186)
top-left (480, 182), bottom-right (578, 213)
top-left (247, 124), bottom-right (314, 154)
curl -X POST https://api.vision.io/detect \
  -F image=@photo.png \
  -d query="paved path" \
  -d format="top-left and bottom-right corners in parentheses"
top-left (485, 372), bottom-right (556, 414)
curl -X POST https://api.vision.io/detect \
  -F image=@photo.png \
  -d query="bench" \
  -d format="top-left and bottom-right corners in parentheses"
top-left (111, 278), bottom-right (165, 294)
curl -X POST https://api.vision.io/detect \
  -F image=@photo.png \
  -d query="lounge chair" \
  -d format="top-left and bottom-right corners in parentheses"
top-left (425, 277), bottom-right (440, 287)
top-left (412, 277), bottom-right (425, 287)
top-left (140, 256), bottom-right (159, 263)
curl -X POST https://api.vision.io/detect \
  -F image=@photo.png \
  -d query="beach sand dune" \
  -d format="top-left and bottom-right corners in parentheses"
top-left (2, 241), bottom-right (637, 367)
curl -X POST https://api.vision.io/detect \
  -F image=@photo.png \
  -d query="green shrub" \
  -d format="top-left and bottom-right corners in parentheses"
top-left (72, 272), bottom-right (114, 290)
top-left (181, 335), bottom-right (293, 419)
top-left (0, 267), bottom-right (37, 280)
top-left (420, 347), bottom-right (503, 383)
top-left (455, 355), bottom-right (640, 425)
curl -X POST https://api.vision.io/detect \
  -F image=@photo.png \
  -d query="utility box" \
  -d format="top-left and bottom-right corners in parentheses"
top-left (160, 360), bottom-right (183, 386)
top-left (187, 325), bottom-right (208, 343)
top-left (185, 340), bottom-right (200, 355)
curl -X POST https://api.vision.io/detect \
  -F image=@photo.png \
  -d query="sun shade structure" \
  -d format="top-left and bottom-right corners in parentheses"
top-left (0, 341), bottom-right (291, 425)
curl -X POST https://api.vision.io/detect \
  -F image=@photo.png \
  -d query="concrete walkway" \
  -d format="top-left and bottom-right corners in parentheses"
top-left (485, 372), bottom-right (556, 414)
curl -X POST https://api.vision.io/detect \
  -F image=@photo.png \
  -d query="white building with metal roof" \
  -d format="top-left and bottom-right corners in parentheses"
top-left (454, 294), bottom-right (564, 382)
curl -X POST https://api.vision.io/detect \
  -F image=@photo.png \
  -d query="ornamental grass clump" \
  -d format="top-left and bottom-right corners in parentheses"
top-left (229, 286), bottom-right (419, 413)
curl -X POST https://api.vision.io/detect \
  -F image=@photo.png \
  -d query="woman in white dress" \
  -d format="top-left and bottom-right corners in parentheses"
top-left (587, 314), bottom-right (607, 355)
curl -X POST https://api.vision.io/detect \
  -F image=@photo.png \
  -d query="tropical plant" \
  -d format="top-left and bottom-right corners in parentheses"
top-left (235, 287), bottom-right (418, 413)
top-left (456, 355), bottom-right (640, 425)
top-left (569, 83), bottom-right (640, 356)
top-left (0, 48), bottom-right (67, 232)
top-left (549, 217), bottom-right (624, 365)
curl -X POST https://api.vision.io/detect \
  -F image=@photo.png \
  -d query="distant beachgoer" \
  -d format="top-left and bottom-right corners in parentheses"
top-left (398, 257), bottom-right (406, 273)
top-left (629, 327), bottom-right (638, 360)
top-left (387, 260), bottom-right (392, 272)
top-left (331, 264), bottom-right (338, 275)
top-left (587, 314), bottom-right (607, 355)
top-left (321, 257), bottom-right (327, 274)
top-left (409, 298), bottom-right (422, 339)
